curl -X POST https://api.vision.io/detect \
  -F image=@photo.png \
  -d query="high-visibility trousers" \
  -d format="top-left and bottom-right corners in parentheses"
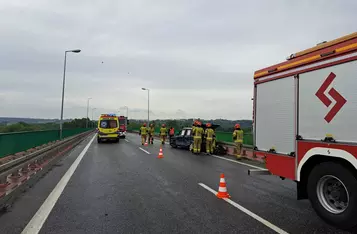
top-left (235, 142), bottom-right (242, 159)
top-left (160, 135), bottom-right (166, 144)
top-left (148, 134), bottom-right (154, 144)
top-left (141, 135), bottom-right (147, 145)
top-left (206, 139), bottom-right (213, 153)
top-left (193, 137), bottom-right (202, 153)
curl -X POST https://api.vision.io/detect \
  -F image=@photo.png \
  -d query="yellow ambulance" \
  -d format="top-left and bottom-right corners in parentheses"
top-left (97, 114), bottom-right (120, 143)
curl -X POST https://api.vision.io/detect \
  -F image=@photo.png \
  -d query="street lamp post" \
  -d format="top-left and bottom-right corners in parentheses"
top-left (86, 97), bottom-right (92, 128)
top-left (92, 108), bottom-right (97, 128)
top-left (123, 106), bottom-right (129, 125)
top-left (60, 49), bottom-right (81, 140)
top-left (141, 88), bottom-right (150, 125)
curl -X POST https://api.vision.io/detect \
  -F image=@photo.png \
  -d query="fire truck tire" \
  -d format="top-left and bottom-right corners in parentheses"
top-left (307, 161), bottom-right (357, 230)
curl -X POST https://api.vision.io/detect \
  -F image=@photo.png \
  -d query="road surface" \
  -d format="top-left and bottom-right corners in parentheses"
top-left (0, 133), bottom-right (348, 234)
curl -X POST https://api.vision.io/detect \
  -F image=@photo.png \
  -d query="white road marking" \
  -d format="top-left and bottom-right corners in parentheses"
top-left (139, 147), bottom-right (151, 154)
top-left (211, 155), bottom-right (265, 170)
top-left (125, 139), bottom-right (129, 142)
top-left (21, 134), bottom-right (97, 234)
top-left (198, 183), bottom-right (289, 234)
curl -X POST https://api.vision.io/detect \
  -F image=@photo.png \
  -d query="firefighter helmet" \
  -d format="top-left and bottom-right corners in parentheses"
top-left (206, 123), bottom-right (212, 127)
top-left (143, 123), bottom-right (147, 127)
top-left (235, 123), bottom-right (240, 129)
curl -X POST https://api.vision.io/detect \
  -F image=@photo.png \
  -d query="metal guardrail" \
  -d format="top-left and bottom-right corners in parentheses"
top-left (0, 130), bottom-right (94, 209)
top-left (0, 128), bottom-right (94, 158)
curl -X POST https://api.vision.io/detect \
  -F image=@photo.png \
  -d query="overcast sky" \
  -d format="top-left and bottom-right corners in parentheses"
top-left (0, 0), bottom-right (355, 120)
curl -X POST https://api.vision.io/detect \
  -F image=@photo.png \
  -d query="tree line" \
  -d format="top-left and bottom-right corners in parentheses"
top-left (127, 119), bottom-right (252, 133)
top-left (0, 118), bottom-right (98, 133)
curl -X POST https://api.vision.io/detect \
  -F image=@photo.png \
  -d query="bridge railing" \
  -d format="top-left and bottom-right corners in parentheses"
top-left (0, 128), bottom-right (93, 158)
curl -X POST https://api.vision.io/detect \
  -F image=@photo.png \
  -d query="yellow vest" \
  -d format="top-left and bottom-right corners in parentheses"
top-left (149, 127), bottom-right (155, 134)
top-left (160, 127), bottom-right (167, 136)
top-left (140, 126), bottom-right (148, 135)
top-left (205, 128), bottom-right (214, 140)
top-left (233, 129), bottom-right (244, 143)
top-left (193, 127), bottom-right (203, 139)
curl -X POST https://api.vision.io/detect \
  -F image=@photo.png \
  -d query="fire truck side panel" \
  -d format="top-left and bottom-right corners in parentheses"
top-left (298, 60), bottom-right (357, 143)
top-left (265, 152), bottom-right (296, 180)
top-left (255, 77), bottom-right (295, 154)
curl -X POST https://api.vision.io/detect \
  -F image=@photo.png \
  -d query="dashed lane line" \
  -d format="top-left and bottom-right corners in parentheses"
top-left (198, 183), bottom-right (289, 234)
top-left (21, 134), bottom-right (97, 234)
top-left (139, 147), bottom-right (151, 154)
top-left (124, 139), bottom-right (129, 142)
top-left (211, 155), bottom-right (265, 170)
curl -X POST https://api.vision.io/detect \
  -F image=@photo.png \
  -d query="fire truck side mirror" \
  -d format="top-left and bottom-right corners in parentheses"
top-left (127, 120), bottom-right (130, 125)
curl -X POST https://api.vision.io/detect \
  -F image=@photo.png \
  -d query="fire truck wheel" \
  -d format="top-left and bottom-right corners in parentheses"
top-left (307, 161), bottom-right (357, 230)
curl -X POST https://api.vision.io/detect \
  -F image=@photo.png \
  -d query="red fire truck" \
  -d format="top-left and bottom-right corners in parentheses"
top-left (252, 32), bottom-right (357, 230)
top-left (118, 116), bottom-right (128, 138)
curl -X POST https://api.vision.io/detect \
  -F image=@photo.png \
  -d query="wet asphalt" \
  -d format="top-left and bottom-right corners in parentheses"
top-left (0, 133), bottom-right (349, 234)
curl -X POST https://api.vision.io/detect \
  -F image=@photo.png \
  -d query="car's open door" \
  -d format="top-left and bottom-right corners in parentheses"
top-left (183, 128), bottom-right (193, 148)
top-left (174, 129), bottom-right (186, 146)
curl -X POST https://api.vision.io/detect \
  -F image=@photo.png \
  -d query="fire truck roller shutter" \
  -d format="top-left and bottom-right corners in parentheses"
top-left (255, 76), bottom-right (295, 154)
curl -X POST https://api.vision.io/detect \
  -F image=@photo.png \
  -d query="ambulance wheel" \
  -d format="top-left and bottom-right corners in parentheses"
top-left (97, 137), bottom-right (101, 144)
top-left (115, 138), bottom-right (120, 143)
top-left (307, 161), bottom-right (357, 230)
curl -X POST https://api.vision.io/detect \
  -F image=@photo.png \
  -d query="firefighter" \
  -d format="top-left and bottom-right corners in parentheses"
top-left (192, 120), bottom-right (197, 132)
top-left (192, 121), bottom-right (204, 154)
top-left (160, 124), bottom-right (168, 144)
top-left (169, 126), bottom-right (175, 141)
top-left (139, 123), bottom-right (148, 145)
top-left (205, 123), bottom-right (215, 155)
top-left (233, 123), bottom-right (244, 160)
top-left (148, 123), bottom-right (155, 144)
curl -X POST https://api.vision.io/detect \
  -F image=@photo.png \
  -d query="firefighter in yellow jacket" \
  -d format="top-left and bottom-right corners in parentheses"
top-left (160, 124), bottom-right (167, 144)
top-left (205, 123), bottom-right (215, 155)
top-left (233, 123), bottom-right (244, 160)
top-left (192, 121), bottom-right (204, 154)
top-left (148, 123), bottom-right (155, 144)
top-left (139, 123), bottom-right (148, 145)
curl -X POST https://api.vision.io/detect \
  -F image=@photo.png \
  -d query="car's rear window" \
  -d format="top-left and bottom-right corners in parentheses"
top-left (99, 119), bottom-right (118, 129)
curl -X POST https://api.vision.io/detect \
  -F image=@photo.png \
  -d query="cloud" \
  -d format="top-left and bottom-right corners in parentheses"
top-left (0, 0), bottom-right (356, 120)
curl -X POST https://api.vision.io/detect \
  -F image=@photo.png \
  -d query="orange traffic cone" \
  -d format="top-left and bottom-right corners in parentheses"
top-left (216, 173), bottom-right (231, 198)
top-left (157, 146), bottom-right (164, 159)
